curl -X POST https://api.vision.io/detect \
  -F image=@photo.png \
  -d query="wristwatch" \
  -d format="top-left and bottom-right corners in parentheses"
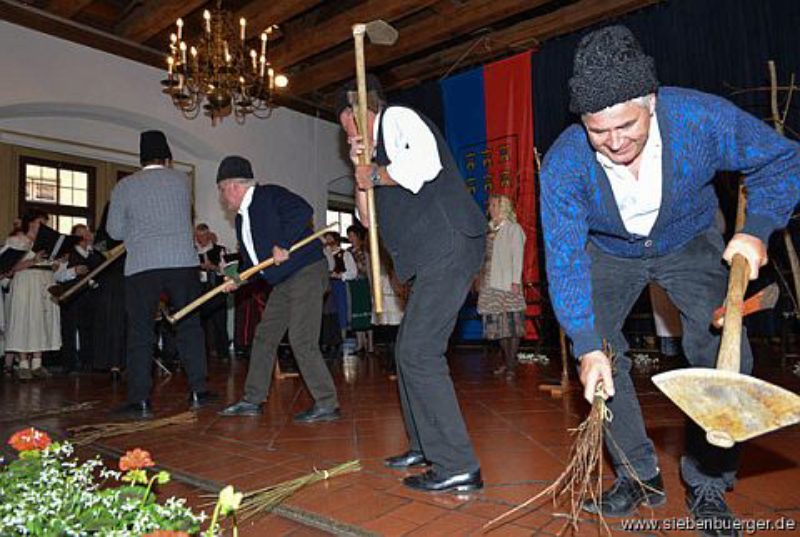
top-left (369, 164), bottom-right (381, 186)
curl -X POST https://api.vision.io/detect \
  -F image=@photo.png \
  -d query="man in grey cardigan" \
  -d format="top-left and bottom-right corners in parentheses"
top-left (108, 130), bottom-right (216, 419)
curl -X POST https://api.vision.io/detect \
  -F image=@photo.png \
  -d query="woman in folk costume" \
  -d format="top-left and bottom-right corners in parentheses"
top-left (5, 211), bottom-right (61, 380)
top-left (371, 247), bottom-right (407, 379)
top-left (322, 232), bottom-right (357, 341)
top-left (477, 195), bottom-right (526, 379)
top-left (346, 224), bottom-right (373, 353)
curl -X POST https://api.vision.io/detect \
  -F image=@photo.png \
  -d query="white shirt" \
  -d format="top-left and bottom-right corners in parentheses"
top-left (238, 186), bottom-right (258, 265)
top-left (596, 113), bottom-right (663, 237)
top-left (373, 106), bottom-right (443, 194)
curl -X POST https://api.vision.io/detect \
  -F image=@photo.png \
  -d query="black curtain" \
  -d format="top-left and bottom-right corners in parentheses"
top-left (533, 0), bottom-right (800, 152)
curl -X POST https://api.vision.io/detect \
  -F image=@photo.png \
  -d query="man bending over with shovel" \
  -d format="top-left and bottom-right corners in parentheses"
top-left (338, 76), bottom-right (487, 493)
top-left (540, 25), bottom-right (800, 536)
top-left (216, 156), bottom-right (340, 423)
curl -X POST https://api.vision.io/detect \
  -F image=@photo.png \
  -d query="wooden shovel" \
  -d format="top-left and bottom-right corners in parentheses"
top-left (652, 254), bottom-right (800, 448)
top-left (352, 20), bottom-right (398, 314)
top-left (167, 224), bottom-right (337, 324)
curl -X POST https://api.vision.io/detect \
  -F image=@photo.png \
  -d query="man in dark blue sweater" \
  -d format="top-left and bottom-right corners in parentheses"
top-left (541, 26), bottom-right (800, 535)
top-left (215, 156), bottom-right (339, 423)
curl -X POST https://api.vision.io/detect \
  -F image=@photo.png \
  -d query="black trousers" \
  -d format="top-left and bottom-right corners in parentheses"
top-left (200, 286), bottom-right (229, 358)
top-left (60, 291), bottom-right (95, 371)
top-left (589, 228), bottom-right (753, 489)
top-left (395, 233), bottom-right (485, 476)
top-left (124, 267), bottom-right (207, 403)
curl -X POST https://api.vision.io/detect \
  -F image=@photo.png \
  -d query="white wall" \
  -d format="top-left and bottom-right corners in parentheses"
top-left (0, 20), bottom-right (352, 247)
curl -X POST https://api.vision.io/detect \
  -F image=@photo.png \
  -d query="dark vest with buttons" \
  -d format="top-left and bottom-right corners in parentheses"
top-left (373, 105), bottom-right (486, 281)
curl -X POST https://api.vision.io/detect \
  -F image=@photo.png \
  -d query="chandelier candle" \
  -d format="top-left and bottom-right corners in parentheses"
top-left (160, 0), bottom-right (287, 124)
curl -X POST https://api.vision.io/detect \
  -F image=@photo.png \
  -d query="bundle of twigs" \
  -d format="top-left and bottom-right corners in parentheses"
top-left (485, 343), bottom-right (633, 536)
top-left (485, 388), bottom-right (612, 535)
top-left (204, 460), bottom-right (362, 522)
top-left (67, 411), bottom-right (197, 446)
top-left (0, 401), bottom-right (98, 423)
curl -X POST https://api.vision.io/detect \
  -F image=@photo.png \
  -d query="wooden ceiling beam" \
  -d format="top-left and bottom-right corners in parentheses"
top-left (382, 0), bottom-right (662, 93)
top-left (0, 0), bottom-right (164, 67)
top-left (288, 0), bottom-right (551, 96)
top-left (47, 0), bottom-right (94, 19)
top-left (116, 0), bottom-right (208, 43)
top-left (270, 0), bottom-right (440, 70)
top-left (235, 0), bottom-right (323, 34)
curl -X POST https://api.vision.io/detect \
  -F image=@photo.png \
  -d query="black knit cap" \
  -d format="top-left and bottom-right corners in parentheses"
top-left (568, 25), bottom-right (659, 115)
top-left (216, 155), bottom-right (254, 183)
top-left (139, 130), bottom-right (172, 162)
top-left (334, 73), bottom-right (385, 118)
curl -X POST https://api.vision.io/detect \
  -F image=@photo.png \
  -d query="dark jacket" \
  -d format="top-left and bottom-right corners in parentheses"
top-left (235, 185), bottom-right (324, 285)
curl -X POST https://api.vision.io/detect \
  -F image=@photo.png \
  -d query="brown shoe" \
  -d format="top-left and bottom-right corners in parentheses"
top-left (31, 367), bottom-right (51, 379)
top-left (493, 365), bottom-right (508, 376)
top-left (16, 368), bottom-right (33, 381)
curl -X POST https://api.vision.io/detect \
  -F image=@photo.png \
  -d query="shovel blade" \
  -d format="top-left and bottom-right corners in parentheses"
top-left (364, 19), bottom-right (398, 45)
top-left (652, 368), bottom-right (800, 447)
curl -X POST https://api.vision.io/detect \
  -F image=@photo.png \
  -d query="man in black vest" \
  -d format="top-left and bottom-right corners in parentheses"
top-left (216, 156), bottom-right (339, 423)
top-left (337, 76), bottom-right (487, 493)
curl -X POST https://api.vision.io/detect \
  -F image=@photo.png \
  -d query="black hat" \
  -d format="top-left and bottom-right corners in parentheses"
top-left (139, 130), bottom-right (172, 162)
top-left (568, 25), bottom-right (659, 115)
top-left (334, 74), bottom-right (385, 118)
top-left (216, 156), bottom-right (254, 183)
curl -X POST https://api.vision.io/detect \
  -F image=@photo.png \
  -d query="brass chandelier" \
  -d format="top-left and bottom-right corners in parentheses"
top-left (161, 0), bottom-right (288, 125)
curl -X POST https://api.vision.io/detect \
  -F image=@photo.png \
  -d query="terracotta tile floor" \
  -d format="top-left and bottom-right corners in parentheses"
top-left (1, 343), bottom-right (799, 536)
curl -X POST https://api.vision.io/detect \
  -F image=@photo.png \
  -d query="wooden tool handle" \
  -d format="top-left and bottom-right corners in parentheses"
top-left (717, 254), bottom-right (750, 372)
top-left (169, 225), bottom-right (336, 324)
top-left (57, 244), bottom-right (126, 303)
top-left (352, 25), bottom-right (383, 313)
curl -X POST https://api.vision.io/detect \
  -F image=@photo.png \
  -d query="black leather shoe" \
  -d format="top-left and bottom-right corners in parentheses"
top-left (384, 450), bottom-right (430, 469)
top-left (403, 469), bottom-right (483, 493)
top-left (686, 484), bottom-right (741, 537)
top-left (110, 400), bottom-right (153, 420)
top-left (582, 472), bottom-right (665, 517)
top-left (293, 405), bottom-right (341, 423)
top-left (189, 390), bottom-right (220, 410)
top-left (218, 399), bottom-right (263, 416)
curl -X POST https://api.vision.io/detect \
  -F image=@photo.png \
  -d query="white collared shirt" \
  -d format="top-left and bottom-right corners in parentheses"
top-left (373, 106), bottom-right (443, 194)
top-left (142, 164), bottom-right (165, 170)
top-left (238, 186), bottom-right (258, 265)
top-left (596, 112), bottom-right (663, 237)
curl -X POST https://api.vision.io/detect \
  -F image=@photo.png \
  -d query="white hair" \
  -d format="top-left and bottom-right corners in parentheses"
top-left (582, 93), bottom-right (655, 119)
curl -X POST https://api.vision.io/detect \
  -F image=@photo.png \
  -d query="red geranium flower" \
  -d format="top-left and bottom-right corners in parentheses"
top-left (119, 448), bottom-right (155, 471)
top-left (8, 428), bottom-right (52, 452)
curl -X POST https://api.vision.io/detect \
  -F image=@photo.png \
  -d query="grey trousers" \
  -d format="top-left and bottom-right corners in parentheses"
top-left (588, 228), bottom-right (753, 490)
top-left (395, 233), bottom-right (485, 476)
top-left (243, 259), bottom-right (338, 409)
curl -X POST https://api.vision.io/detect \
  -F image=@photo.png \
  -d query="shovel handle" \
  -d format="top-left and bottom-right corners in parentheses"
top-left (717, 254), bottom-right (749, 372)
top-left (168, 225), bottom-right (336, 324)
top-left (353, 24), bottom-right (384, 313)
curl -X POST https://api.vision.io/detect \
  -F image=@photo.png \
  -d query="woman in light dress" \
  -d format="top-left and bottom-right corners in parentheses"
top-left (4, 211), bottom-right (61, 380)
top-left (477, 195), bottom-right (526, 379)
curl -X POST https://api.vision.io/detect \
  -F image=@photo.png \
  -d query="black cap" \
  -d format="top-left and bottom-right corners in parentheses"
top-left (334, 73), bottom-right (385, 118)
top-left (568, 25), bottom-right (659, 115)
top-left (216, 156), bottom-right (254, 183)
top-left (139, 130), bottom-right (172, 163)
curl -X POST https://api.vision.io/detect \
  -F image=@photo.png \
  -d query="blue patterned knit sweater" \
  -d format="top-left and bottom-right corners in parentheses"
top-left (541, 87), bottom-right (800, 357)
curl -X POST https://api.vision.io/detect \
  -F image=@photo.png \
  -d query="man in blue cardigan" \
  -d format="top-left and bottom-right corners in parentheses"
top-left (541, 26), bottom-right (800, 534)
top-left (215, 156), bottom-right (339, 423)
